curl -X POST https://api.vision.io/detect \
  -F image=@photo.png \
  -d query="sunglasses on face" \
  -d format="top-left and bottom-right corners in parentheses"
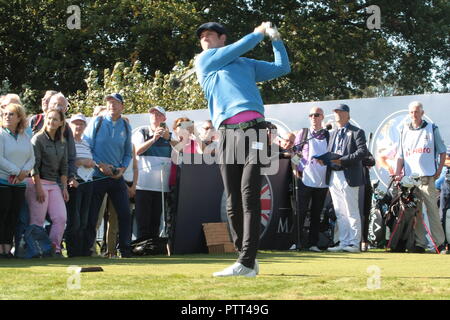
top-left (309, 113), bottom-right (322, 118)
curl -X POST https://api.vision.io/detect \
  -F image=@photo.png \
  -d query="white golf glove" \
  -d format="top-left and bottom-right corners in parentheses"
top-left (262, 22), bottom-right (281, 41)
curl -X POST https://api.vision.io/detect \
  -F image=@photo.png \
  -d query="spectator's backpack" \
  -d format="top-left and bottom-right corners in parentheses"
top-left (21, 225), bottom-right (54, 258)
top-left (31, 113), bottom-right (44, 134)
top-left (93, 116), bottom-right (130, 139)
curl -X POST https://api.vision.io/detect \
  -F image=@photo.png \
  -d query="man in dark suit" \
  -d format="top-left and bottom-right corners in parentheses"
top-left (325, 104), bottom-right (368, 253)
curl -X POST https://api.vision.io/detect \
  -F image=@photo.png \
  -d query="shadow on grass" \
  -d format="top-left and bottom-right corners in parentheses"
top-left (262, 273), bottom-right (450, 280)
top-left (0, 253), bottom-right (239, 269)
top-left (0, 250), bottom-right (390, 269)
top-left (258, 251), bottom-right (386, 264)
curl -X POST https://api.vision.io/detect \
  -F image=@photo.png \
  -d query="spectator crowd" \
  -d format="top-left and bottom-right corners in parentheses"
top-left (0, 91), bottom-right (448, 259)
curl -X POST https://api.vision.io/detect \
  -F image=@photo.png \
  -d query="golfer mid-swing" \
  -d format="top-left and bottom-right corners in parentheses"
top-left (195, 22), bottom-right (290, 277)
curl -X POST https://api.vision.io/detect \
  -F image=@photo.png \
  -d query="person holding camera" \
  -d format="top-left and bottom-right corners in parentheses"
top-left (171, 117), bottom-right (204, 155)
top-left (83, 93), bottom-right (133, 258)
top-left (132, 106), bottom-right (172, 240)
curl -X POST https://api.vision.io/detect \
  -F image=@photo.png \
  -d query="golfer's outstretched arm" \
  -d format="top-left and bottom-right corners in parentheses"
top-left (253, 40), bottom-right (291, 82)
top-left (196, 26), bottom-right (266, 74)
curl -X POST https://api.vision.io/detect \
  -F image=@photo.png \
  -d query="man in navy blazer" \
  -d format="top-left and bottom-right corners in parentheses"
top-left (325, 104), bottom-right (368, 253)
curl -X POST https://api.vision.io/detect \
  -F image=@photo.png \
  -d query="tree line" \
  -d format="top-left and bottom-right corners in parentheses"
top-left (0, 0), bottom-right (448, 115)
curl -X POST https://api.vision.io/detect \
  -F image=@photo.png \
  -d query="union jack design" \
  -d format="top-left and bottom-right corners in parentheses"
top-left (260, 177), bottom-right (273, 237)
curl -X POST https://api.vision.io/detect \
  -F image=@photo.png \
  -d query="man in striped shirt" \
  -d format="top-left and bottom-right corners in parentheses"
top-left (66, 113), bottom-right (95, 257)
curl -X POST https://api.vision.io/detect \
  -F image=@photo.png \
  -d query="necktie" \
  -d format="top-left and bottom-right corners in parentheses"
top-left (336, 128), bottom-right (345, 154)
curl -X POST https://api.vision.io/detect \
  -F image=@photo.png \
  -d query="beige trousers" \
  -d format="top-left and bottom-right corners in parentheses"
top-left (91, 195), bottom-right (118, 255)
top-left (414, 176), bottom-right (445, 248)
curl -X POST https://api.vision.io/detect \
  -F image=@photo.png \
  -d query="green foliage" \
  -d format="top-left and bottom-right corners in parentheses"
top-left (0, 80), bottom-right (12, 96)
top-left (0, 0), bottom-right (203, 104)
top-left (1, 0), bottom-right (449, 112)
top-left (0, 80), bottom-right (40, 114)
top-left (192, 0), bottom-right (450, 101)
top-left (68, 59), bottom-right (206, 116)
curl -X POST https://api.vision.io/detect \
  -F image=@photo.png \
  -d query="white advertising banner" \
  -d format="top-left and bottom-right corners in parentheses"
top-left (120, 93), bottom-right (450, 187)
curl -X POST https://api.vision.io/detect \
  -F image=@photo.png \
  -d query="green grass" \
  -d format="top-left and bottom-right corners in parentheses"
top-left (1, 250), bottom-right (450, 300)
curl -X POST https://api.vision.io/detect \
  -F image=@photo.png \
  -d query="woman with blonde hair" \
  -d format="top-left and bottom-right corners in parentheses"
top-left (25, 109), bottom-right (69, 257)
top-left (0, 104), bottom-right (34, 258)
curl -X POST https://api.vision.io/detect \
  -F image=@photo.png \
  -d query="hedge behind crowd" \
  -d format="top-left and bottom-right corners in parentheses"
top-left (67, 59), bottom-right (206, 116)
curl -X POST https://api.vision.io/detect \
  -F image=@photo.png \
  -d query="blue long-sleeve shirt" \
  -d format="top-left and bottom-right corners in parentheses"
top-left (195, 31), bottom-right (291, 129)
top-left (83, 115), bottom-right (132, 177)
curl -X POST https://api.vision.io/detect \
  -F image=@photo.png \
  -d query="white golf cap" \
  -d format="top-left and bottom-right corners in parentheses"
top-left (70, 113), bottom-right (87, 123)
top-left (149, 106), bottom-right (166, 117)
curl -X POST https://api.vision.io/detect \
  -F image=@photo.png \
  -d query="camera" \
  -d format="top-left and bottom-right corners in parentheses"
top-left (160, 122), bottom-right (166, 128)
top-left (179, 120), bottom-right (194, 129)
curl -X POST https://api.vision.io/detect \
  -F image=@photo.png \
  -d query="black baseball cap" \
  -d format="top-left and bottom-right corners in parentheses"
top-left (196, 22), bottom-right (227, 38)
top-left (333, 104), bottom-right (350, 113)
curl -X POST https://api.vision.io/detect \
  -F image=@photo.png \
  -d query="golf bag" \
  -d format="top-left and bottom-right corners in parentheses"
top-left (385, 176), bottom-right (420, 252)
top-left (367, 180), bottom-right (392, 248)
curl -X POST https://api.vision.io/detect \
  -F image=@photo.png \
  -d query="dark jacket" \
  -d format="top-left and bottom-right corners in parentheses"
top-left (362, 151), bottom-right (376, 186)
top-left (30, 114), bottom-right (76, 179)
top-left (31, 131), bottom-right (68, 182)
top-left (326, 123), bottom-right (368, 187)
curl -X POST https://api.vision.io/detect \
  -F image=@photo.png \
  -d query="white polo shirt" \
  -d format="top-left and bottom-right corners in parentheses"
top-left (303, 130), bottom-right (328, 188)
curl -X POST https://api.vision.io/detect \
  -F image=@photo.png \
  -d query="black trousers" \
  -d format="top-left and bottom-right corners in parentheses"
top-left (65, 181), bottom-right (93, 257)
top-left (295, 179), bottom-right (328, 248)
top-left (440, 181), bottom-right (450, 243)
top-left (135, 190), bottom-right (165, 239)
top-left (0, 185), bottom-right (25, 245)
top-left (218, 123), bottom-right (268, 269)
top-left (85, 177), bottom-right (132, 256)
top-left (361, 183), bottom-right (373, 243)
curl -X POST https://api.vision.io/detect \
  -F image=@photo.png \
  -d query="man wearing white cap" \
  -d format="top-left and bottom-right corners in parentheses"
top-left (132, 106), bottom-right (172, 240)
top-left (66, 113), bottom-right (95, 257)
